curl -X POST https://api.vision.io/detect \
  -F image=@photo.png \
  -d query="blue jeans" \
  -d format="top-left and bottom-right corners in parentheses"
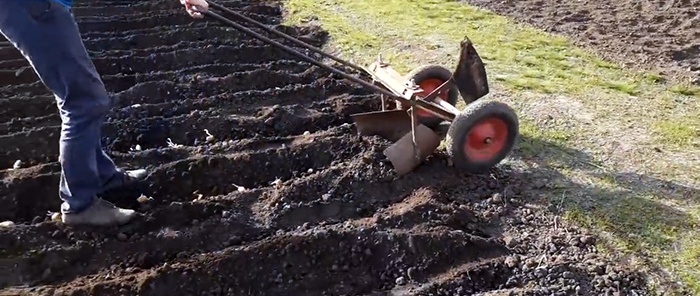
top-left (0, 0), bottom-right (122, 213)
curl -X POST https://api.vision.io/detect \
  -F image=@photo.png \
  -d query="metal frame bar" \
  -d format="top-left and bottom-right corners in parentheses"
top-left (421, 78), bottom-right (454, 102)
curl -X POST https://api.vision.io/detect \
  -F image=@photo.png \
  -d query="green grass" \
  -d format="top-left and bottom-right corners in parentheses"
top-left (281, 0), bottom-right (700, 294)
top-left (566, 197), bottom-right (700, 295)
top-left (517, 121), bottom-right (573, 157)
top-left (283, 0), bottom-right (697, 98)
top-left (283, 0), bottom-right (698, 150)
top-left (671, 84), bottom-right (700, 97)
top-left (653, 117), bottom-right (700, 148)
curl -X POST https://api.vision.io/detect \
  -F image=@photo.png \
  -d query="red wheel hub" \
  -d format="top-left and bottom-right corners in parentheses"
top-left (415, 78), bottom-right (448, 119)
top-left (463, 117), bottom-right (509, 162)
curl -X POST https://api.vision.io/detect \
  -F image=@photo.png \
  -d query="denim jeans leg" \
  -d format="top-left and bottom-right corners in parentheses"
top-left (96, 138), bottom-right (121, 190)
top-left (0, 0), bottom-right (116, 213)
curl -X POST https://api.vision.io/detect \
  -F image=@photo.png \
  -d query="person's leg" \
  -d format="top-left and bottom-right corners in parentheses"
top-left (96, 139), bottom-right (121, 184)
top-left (0, 0), bottom-right (136, 225)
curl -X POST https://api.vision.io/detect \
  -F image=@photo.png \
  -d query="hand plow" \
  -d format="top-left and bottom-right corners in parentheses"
top-left (198, 1), bottom-right (519, 176)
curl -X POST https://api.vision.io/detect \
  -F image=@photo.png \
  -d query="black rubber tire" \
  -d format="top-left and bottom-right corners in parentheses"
top-left (398, 65), bottom-right (460, 128)
top-left (445, 100), bottom-right (519, 174)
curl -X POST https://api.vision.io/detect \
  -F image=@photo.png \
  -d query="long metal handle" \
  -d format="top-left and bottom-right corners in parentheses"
top-left (199, 8), bottom-right (455, 121)
top-left (207, 0), bottom-right (365, 73)
top-left (201, 10), bottom-right (397, 96)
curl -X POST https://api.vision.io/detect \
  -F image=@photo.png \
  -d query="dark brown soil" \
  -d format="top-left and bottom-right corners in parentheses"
top-left (463, 0), bottom-right (700, 84)
top-left (0, 0), bottom-right (649, 295)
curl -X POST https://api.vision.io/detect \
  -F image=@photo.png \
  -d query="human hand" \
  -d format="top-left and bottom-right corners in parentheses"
top-left (180, 0), bottom-right (208, 18)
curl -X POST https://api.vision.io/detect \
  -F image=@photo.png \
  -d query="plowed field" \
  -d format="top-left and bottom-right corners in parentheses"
top-left (1, 0), bottom-right (648, 295)
top-left (464, 0), bottom-right (700, 84)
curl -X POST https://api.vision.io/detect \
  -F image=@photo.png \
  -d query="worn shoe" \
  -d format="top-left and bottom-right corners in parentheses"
top-left (102, 168), bottom-right (148, 192)
top-left (62, 198), bottom-right (137, 226)
top-left (122, 168), bottom-right (148, 184)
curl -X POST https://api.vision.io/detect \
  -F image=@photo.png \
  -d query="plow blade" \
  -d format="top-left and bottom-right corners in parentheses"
top-left (383, 124), bottom-right (441, 176)
top-left (352, 110), bottom-right (441, 176)
top-left (351, 110), bottom-right (413, 142)
top-left (452, 37), bottom-right (490, 104)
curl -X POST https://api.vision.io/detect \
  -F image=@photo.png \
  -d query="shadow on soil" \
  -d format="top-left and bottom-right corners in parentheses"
top-left (510, 133), bottom-right (699, 290)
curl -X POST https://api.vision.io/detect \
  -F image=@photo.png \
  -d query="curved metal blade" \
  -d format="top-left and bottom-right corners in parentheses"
top-left (453, 36), bottom-right (490, 104)
top-left (351, 110), bottom-right (413, 142)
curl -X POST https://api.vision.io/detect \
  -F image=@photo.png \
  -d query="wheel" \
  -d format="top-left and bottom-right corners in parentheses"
top-left (397, 65), bottom-right (460, 128)
top-left (445, 100), bottom-right (518, 174)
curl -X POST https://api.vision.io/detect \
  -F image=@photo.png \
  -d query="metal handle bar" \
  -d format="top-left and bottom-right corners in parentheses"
top-left (198, 5), bottom-right (455, 121)
top-left (207, 0), bottom-right (365, 73)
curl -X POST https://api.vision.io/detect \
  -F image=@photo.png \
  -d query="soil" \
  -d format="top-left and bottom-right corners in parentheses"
top-left (463, 0), bottom-right (700, 84)
top-left (1, 0), bottom-right (649, 295)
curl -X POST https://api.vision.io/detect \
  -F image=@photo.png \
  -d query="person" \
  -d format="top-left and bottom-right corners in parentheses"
top-left (0, 0), bottom-right (209, 226)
